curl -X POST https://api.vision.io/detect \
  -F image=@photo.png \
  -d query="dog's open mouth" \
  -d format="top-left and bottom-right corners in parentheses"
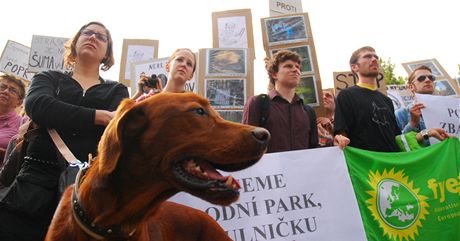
top-left (172, 158), bottom-right (257, 203)
top-left (173, 158), bottom-right (240, 191)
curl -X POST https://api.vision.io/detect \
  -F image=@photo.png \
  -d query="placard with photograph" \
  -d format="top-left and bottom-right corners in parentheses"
top-left (271, 45), bottom-right (313, 74)
top-left (434, 79), bottom-right (457, 96)
top-left (206, 49), bottom-right (247, 77)
top-left (205, 78), bottom-right (246, 108)
top-left (119, 39), bottom-right (158, 86)
top-left (402, 59), bottom-right (448, 78)
top-left (296, 75), bottom-right (319, 107)
top-left (28, 35), bottom-right (69, 73)
top-left (402, 58), bottom-right (459, 96)
top-left (212, 9), bottom-right (254, 51)
top-left (0, 40), bottom-right (34, 81)
top-left (262, 14), bottom-right (308, 47)
top-left (217, 110), bottom-right (243, 123)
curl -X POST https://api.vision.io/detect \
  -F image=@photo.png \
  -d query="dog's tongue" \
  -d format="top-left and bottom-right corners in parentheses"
top-left (195, 159), bottom-right (241, 189)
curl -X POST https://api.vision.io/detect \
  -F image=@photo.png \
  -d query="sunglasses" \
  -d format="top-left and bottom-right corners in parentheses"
top-left (80, 29), bottom-right (108, 43)
top-left (416, 75), bottom-right (436, 82)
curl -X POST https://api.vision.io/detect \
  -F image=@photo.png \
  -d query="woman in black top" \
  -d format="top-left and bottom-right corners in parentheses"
top-left (0, 21), bottom-right (129, 241)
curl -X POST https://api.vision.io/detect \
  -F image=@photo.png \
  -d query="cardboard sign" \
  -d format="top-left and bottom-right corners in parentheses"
top-left (130, 57), bottom-right (197, 95)
top-left (386, 84), bottom-right (414, 110)
top-left (0, 40), bottom-right (34, 81)
top-left (28, 35), bottom-right (69, 73)
top-left (402, 58), bottom-right (459, 96)
top-left (119, 39), bottom-right (159, 87)
top-left (269, 0), bottom-right (303, 16)
top-left (333, 71), bottom-right (386, 96)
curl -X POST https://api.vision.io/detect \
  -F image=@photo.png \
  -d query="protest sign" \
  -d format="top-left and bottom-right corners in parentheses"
top-left (131, 57), bottom-right (197, 94)
top-left (0, 40), bottom-right (34, 81)
top-left (28, 35), bottom-right (69, 73)
top-left (171, 147), bottom-right (367, 241)
top-left (417, 94), bottom-right (460, 143)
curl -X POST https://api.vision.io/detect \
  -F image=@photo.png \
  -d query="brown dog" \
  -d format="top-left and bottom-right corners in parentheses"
top-left (45, 93), bottom-right (269, 241)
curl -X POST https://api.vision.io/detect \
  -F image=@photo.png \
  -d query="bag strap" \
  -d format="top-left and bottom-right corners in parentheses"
top-left (47, 129), bottom-right (82, 166)
top-left (257, 94), bottom-right (270, 127)
top-left (302, 104), bottom-right (319, 148)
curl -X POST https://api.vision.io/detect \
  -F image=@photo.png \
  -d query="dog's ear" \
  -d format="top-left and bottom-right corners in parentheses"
top-left (97, 99), bottom-right (148, 176)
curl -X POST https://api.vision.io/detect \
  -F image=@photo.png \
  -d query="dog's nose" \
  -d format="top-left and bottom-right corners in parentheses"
top-left (251, 127), bottom-right (270, 146)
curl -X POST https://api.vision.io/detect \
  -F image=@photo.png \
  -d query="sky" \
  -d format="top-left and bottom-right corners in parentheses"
top-left (1, 0), bottom-right (459, 94)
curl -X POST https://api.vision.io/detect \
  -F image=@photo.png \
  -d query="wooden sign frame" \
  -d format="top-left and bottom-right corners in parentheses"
top-left (119, 39), bottom-right (158, 86)
top-left (212, 9), bottom-right (255, 53)
top-left (402, 58), bottom-right (458, 96)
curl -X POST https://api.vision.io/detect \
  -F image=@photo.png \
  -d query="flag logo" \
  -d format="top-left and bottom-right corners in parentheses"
top-left (366, 168), bottom-right (429, 241)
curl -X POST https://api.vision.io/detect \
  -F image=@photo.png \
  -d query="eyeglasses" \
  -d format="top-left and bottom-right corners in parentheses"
top-left (80, 29), bottom-right (108, 43)
top-left (0, 83), bottom-right (20, 96)
top-left (416, 75), bottom-right (436, 82)
top-left (361, 54), bottom-right (379, 60)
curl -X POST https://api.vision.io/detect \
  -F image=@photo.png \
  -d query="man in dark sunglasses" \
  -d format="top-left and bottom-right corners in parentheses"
top-left (395, 65), bottom-right (435, 140)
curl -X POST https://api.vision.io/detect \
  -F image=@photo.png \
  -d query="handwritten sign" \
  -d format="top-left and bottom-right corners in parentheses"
top-left (417, 94), bottom-right (460, 143)
top-left (269, 0), bottom-right (303, 16)
top-left (131, 57), bottom-right (197, 95)
top-left (386, 85), bottom-right (414, 110)
top-left (0, 40), bottom-right (34, 81)
top-left (333, 71), bottom-right (386, 96)
top-left (28, 35), bottom-right (69, 73)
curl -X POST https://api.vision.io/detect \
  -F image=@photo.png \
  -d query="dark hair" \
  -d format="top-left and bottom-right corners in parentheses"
top-left (0, 74), bottom-right (26, 99)
top-left (167, 48), bottom-right (196, 74)
top-left (408, 65), bottom-right (432, 84)
top-left (265, 50), bottom-right (301, 86)
top-left (63, 21), bottom-right (114, 71)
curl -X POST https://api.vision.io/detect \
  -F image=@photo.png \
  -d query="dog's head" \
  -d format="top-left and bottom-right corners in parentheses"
top-left (96, 92), bottom-right (269, 205)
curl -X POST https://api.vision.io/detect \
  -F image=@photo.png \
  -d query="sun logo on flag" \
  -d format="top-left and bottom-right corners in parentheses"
top-left (366, 168), bottom-right (429, 241)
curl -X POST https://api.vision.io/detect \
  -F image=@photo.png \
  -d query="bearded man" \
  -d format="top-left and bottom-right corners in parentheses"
top-left (333, 46), bottom-right (401, 152)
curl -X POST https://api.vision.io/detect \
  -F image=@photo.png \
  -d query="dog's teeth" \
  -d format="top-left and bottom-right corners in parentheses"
top-left (225, 176), bottom-right (233, 187)
top-left (203, 171), bottom-right (208, 176)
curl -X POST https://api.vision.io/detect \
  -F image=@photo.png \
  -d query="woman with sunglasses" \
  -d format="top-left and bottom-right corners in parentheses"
top-left (395, 65), bottom-right (435, 136)
top-left (0, 22), bottom-right (129, 241)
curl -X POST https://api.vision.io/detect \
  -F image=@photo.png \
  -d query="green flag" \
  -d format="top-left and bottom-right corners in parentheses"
top-left (344, 137), bottom-right (460, 241)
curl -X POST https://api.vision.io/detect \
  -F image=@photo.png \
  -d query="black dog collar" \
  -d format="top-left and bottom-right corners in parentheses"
top-left (71, 166), bottom-right (135, 240)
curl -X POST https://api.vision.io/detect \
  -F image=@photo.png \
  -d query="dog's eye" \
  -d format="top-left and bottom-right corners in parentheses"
top-left (194, 108), bottom-right (206, 116)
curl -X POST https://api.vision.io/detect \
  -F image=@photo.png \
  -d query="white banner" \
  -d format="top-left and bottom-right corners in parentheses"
top-left (417, 94), bottom-right (460, 143)
top-left (170, 147), bottom-right (367, 241)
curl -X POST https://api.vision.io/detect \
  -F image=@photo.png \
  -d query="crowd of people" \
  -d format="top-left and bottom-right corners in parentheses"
top-left (0, 21), bottom-right (455, 240)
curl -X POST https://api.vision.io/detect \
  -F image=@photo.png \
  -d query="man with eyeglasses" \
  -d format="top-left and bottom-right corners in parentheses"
top-left (333, 46), bottom-right (401, 152)
top-left (395, 65), bottom-right (435, 137)
top-left (0, 74), bottom-right (26, 160)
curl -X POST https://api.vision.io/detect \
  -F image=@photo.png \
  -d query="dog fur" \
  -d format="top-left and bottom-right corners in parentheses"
top-left (45, 92), bottom-right (269, 241)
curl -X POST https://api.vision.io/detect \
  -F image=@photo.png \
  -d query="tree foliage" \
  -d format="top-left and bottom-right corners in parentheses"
top-left (380, 58), bottom-right (406, 85)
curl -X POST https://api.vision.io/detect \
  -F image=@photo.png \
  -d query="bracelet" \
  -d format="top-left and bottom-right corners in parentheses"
top-left (420, 129), bottom-right (429, 140)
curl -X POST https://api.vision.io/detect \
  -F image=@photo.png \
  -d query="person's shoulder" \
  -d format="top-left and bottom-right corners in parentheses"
top-left (102, 79), bottom-right (128, 88)
top-left (33, 70), bottom-right (67, 79)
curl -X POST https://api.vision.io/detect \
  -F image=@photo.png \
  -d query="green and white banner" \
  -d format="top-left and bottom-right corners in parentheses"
top-left (345, 137), bottom-right (460, 241)
top-left (172, 138), bottom-right (459, 241)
